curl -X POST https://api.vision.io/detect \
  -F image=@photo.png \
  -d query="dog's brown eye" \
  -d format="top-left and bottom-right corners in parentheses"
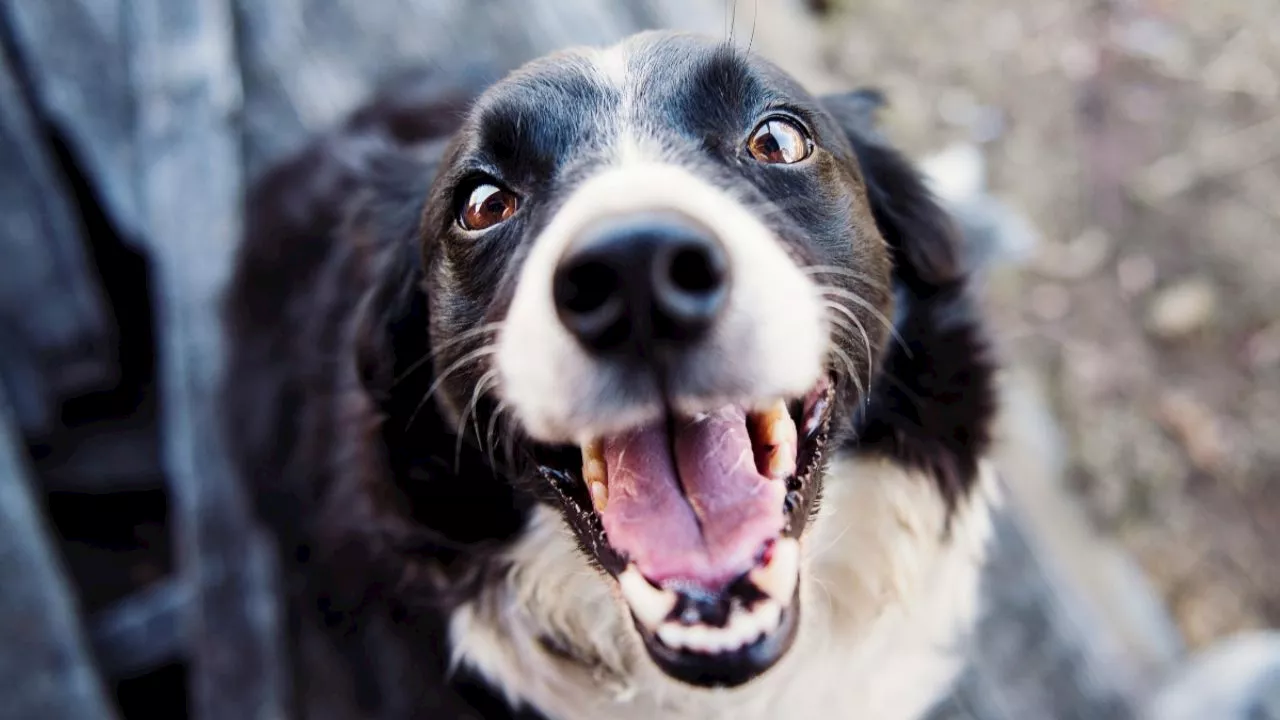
top-left (459, 183), bottom-right (518, 231)
top-left (747, 118), bottom-right (812, 164)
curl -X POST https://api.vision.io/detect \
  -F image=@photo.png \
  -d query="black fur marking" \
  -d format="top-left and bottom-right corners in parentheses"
top-left (224, 83), bottom-right (538, 717)
top-left (820, 90), bottom-right (998, 509)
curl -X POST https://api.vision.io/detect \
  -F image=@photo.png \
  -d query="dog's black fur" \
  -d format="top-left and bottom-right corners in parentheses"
top-left (224, 37), bottom-right (995, 719)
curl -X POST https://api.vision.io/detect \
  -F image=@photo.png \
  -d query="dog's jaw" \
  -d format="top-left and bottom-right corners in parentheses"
top-left (449, 459), bottom-right (1001, 720)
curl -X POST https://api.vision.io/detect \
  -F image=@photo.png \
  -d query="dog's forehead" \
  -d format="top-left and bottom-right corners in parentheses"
top-left (469, 33), bottom-right (802, 161)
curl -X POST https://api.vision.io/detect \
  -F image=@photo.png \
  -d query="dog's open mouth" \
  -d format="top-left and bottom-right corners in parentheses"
top-left (540, 377), bottom-right (836, 687)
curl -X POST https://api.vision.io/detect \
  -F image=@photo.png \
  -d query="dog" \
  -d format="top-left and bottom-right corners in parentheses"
top-left (224, 30), bottom-right (999, 720)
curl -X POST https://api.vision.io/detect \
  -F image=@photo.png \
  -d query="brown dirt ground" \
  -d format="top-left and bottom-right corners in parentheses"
top-left (806, 0), bottom-right (1280, 649)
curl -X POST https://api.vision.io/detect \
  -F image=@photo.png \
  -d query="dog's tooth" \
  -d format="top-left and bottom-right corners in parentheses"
top-left (764, 442), bottom-right (796, 480)
top-left (657, 623), bottom-right (684, 649)
top-left (723, 611), bottom-right (754, 649)
top-left (742, 602), bottom-right (757, 635)
top-left (752, 400), bottom-right (797, 479)
top-left (749, 537), bottom-right (800, 603)
top-left (589, 480), bottom-right (609, 512)
top-left (707, 629), bottom-right (733, 654)
top-left (753, 400), bottom-right (795, 444)
top-left (581, 438), bottom-right (609, 511)
top-left (757, 600), bottom-right (782, 633)
top-left (684, 624), bottom-right (712, 652)
top-left (582, 440), bottom-right (606, 481)
top-left (618, 567), bottom-right (677, 629)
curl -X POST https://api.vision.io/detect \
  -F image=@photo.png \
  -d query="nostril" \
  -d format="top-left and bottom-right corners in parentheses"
top-left (555, 256), bottom-right (628, 351)
top-left (559, 260), bottom-right (617, 316)
top-left (668, 244), bottom-right (725, 297)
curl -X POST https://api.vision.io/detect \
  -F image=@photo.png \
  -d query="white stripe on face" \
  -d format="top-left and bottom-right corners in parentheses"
top-left (497, 159), bottom-right (827, 442)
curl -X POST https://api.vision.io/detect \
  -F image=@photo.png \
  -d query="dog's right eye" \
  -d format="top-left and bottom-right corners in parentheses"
top-left (459, 182), bottom-right (519, 231)
top-left (747, 117), bottom-right (813, 165)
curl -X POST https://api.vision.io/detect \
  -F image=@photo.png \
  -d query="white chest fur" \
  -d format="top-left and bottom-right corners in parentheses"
top-left (450, 456), bottom-right (1000, 720)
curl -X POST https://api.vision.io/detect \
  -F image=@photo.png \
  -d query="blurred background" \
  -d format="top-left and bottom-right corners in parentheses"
top-left (801, 0), bottom-right (1280, 653)
top-left (0, 0), bottom-right (1276, 718)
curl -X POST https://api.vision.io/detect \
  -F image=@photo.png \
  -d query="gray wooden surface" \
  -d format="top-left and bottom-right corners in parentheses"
top-left (0, 385), bottom-right (118, 720)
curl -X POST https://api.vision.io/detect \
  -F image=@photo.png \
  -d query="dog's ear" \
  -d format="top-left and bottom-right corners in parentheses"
top-left (820, 89), bottom-right (964, 288)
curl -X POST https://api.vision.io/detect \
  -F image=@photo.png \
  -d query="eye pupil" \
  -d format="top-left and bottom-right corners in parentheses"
top-left (460, 182), bottom-right (518, 230)
top-left (748, 118), bottom-right (812, 164)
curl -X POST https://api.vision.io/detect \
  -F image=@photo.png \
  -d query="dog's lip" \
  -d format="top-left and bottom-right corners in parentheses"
top-left (635, 581), bottom-right (802, 688)
top-left (615, 535), bottom-right (802, 687)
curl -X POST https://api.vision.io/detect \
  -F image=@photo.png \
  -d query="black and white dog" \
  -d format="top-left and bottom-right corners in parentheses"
top-left (225, 31), bottom-right (999, 720)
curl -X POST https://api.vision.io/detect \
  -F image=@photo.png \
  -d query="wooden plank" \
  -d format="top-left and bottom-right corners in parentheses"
top-left (126, 0), bottom-right (289, 717)
top-left (0, 386), bottom-right (118, 720)
top-left (0, 0), bottom-right (141, 242)
top-left (89, 578), bottom-right (190, 679)
top-left (37, 422), bottom-right (163, 493)
top-left (0, 28), bottom-right (113, 435)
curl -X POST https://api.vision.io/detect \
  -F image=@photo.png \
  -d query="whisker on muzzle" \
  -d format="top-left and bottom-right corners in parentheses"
top-left (823, 308), bottom-right (873, 399)
top-left (817, 285), bottom-right (912, 359)
top-left (393, 321), bottom-right (504, 389)
top-left (456, 368), bottom-right (500, 472)
top-left (485, 398), bottom-right (512, 474)
top-left (823, 301), bottom-right (874, 375)
top-left (406, 344), bottom-right (498, 432)
top-left (827, 341), bottom-right (867, 407)
top-left (801, 264), bottom-right (892, 295)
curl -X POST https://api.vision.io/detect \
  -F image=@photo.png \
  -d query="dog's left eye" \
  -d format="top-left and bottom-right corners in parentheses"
top-left (459, 182), bottom-right (519, 231)
top-left (747, 117), bottom-right (813, 164)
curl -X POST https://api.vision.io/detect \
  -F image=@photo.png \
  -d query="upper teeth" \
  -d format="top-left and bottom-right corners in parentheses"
top-left (581, 439), bottom-right (608, 511)
top-left (751, 400), bottom-right (797, 480)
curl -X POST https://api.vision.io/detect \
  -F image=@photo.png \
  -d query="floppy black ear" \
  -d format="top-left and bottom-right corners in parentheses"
top-left (820, 89), bottom-right (964, 289)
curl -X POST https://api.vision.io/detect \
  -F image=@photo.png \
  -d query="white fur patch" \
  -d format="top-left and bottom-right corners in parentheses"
top-left (450, 457), bottom-right (1001, 719)
top-left (496, 161), bottom-right (827, 443)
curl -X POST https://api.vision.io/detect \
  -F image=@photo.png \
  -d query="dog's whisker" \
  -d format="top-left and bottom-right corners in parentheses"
top-left (455, 369), bottom-right (499, 473)
top-left (393, 322), bottom-right (504, 389)
top-left (730, 0), bottom-right (738, 45)
top-left (810, 575), bottom-right (837, 621)
top-left (822, 312), bottom-right (866, 390)
top-left (824, 302), bottom-right (875, 394)
top-left (801, 264), bottom-right (891, 293)
top-left (819, 285), bottom-right (913, 359)
top-left (812, 523), bottom-right (854, 562)
top-left (828, 342), bottom-right (866, 403)
top-left (485, 400), bottom-right (513, 474)
top-left (405, 345), bottom-right (498, 431)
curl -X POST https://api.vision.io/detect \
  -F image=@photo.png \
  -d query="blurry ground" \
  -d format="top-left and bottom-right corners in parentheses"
top-left (792, 0), bottom-right (1280, 649)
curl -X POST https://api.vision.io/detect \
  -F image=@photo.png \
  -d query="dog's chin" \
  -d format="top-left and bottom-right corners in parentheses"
top-left (535, 377), bottom-right (836, 688)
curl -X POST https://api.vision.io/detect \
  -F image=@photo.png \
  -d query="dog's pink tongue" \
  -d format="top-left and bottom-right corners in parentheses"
top-left (599, 406), bottom-right (786, 589)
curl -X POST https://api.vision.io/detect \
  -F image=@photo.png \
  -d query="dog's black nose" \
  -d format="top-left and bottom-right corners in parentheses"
top-left (554, 213), bottom-right (729, 354)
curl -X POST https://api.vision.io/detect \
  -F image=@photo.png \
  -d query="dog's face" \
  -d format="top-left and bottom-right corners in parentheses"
top-left (419, 32), bottom-right (894, 687)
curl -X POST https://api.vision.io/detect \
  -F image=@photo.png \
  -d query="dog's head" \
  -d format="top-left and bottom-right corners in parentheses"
top-left (416, 32), bottom-right (957, 688)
